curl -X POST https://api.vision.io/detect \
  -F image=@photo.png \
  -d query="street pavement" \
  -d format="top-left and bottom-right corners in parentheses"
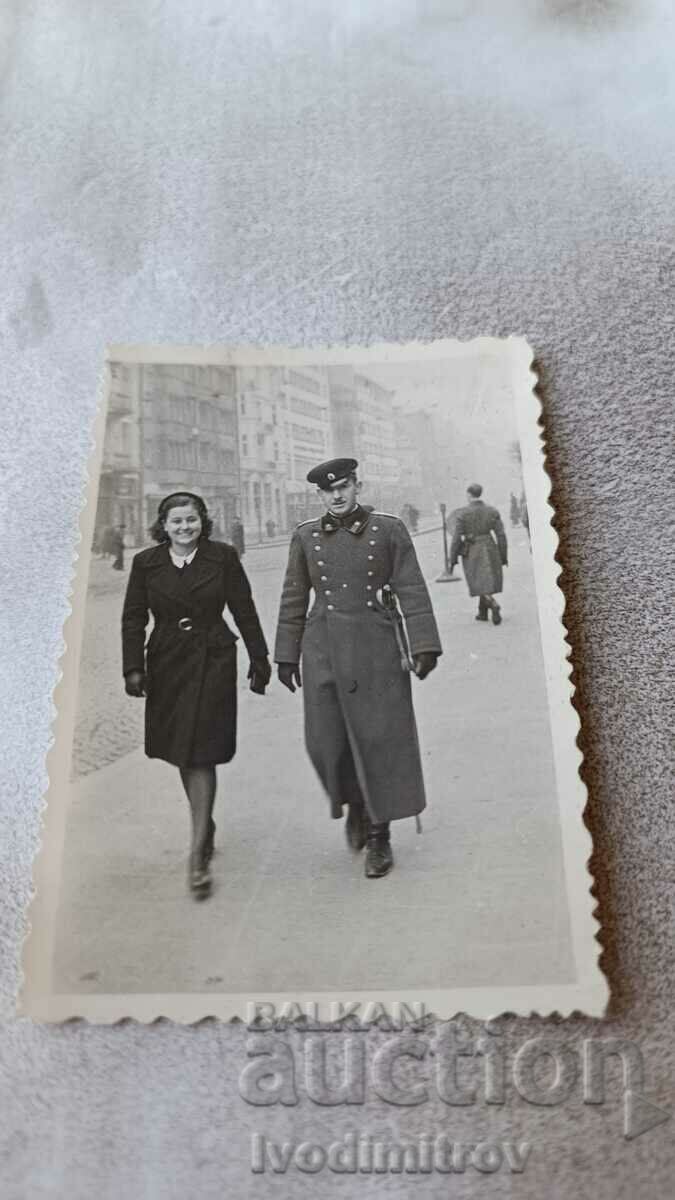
top-left (54, 525), bottom-right (575, 995)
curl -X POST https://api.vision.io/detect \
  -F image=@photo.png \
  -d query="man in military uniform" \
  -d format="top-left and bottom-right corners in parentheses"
top-left (450, 483), bottom-right (508, 624)
top-left (274, 458), bottom-right (442, 879)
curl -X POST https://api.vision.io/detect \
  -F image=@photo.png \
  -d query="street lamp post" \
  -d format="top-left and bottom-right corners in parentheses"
top-left (436, 501), bottom-right (459, 583)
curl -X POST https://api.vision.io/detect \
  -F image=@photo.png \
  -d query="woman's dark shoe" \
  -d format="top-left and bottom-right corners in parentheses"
top-left (491, 603), bottom-right (502, 625)
top-left (365, 822), bottom-right (394, 878)
top-left (188, 847), bottom-right (212, 900)
top-left (345, 802), bottom-right (367, 851)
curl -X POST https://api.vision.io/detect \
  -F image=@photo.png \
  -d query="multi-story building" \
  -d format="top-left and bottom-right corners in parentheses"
top-left (95, 361), bottom-right (143, 545)
top-left (280, 365), bottom-right (333, 526)
top-left (236, 365), bottom-right (287, 539)
top-left (327, 367), bottom-right (399, 511)
top-left (394, 407), bottom-right (448, 516)
top-left (393, 409), bottom-right (426, 511)
top-left (141, 363), bottom-right (240, 542)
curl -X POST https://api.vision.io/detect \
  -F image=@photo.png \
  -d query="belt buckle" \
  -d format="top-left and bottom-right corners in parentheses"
top-left (178, 616), bottom-right (193, 631)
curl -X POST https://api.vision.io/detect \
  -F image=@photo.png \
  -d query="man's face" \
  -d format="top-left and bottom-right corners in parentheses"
top-left (318, 476), bottom-right (361, 517)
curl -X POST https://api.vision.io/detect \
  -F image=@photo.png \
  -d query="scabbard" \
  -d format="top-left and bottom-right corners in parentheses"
top-left (377, 585), bottom-right (414, 672)
top-left (391, 610), bottom-right (414, 672)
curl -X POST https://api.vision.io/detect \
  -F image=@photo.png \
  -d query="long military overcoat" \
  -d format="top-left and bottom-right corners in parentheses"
top-left (449, 500), bottom-right (508, 596)
top-left (122, 539), bottom-right (268, 767)
top-left (274, 506), bottom-right (442, 824)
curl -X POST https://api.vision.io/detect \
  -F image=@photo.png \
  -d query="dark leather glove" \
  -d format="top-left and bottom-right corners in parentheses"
top-left (248, 656), bottom-right (272, 694)
top-left (125, 669), bottom-right (146, 697)
top-left (278, 662), bottom-right (302, 693)
top-left (413, 652), bottom-right (438, 681)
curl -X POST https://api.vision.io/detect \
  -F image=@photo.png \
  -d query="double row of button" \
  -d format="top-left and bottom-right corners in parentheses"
top-left (311, 525), bottom-right (380, 610)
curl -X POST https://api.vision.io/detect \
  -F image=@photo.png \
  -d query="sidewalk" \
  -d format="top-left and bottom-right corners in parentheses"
top-left (53, 532), bottom-right (574, 997)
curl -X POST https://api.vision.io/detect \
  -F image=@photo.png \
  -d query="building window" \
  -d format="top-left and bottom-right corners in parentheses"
top-left (242, 435), bottom-right (249, 458)
top-left (289, 369), bottom-right (321, 396)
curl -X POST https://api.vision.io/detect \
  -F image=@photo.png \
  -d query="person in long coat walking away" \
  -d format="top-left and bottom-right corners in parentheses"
top-left (450, 483), bottom-right (508, 624)
top-left (275, 458), bottom-right (442, 880)
top-left (111, 525), bottom-right (126, 571)
top-left (122, 491), bottom-right (271, 898)
top-left (229, 514), bottom-right (245, 557)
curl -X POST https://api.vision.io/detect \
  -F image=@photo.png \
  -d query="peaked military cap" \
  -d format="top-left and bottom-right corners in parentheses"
top-left (306, 457), bottom-right (358, 490)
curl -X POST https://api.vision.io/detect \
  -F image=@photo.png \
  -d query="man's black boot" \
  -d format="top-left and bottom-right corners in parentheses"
top-left (365, 822), bottom-right (394, 878)
top-left (476, 597), bottom-right (489, 621)
top-left (345, 800), bottom-right (368, 852)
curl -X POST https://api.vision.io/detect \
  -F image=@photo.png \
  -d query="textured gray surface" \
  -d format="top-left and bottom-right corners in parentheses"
top-left (1, 0), bottom-right (673, 1196)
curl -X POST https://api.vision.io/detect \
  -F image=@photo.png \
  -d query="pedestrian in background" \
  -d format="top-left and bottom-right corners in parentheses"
top-left (100, 524), bottom-right (115, 559)
top-left (450, 483), bottom-right (508, 624)
top-left (122, 491), bottom-right (270, 898)
top-left (230, 514), bottom-right (245, 557)
top-left (510, 492), bottom-right (521, 526)
top-left (520, 492), bottom-right (531, 545)
top-left (111, 525), bottom-right (126, 571)
top-left (275, 457), bottom-right (442, 879)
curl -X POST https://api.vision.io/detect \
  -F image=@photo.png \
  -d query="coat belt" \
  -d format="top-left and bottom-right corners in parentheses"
top-left (156, 617), bottom-right (223, 633)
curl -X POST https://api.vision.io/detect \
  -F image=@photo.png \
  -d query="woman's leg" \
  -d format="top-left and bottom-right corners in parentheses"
top-left (179, 766), bottom-right (217, 866)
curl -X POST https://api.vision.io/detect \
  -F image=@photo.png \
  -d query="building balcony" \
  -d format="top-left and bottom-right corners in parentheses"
top-left (107, 392), bottom-right (133, 417)
top-left (101, 453), bottom-right (139, 472)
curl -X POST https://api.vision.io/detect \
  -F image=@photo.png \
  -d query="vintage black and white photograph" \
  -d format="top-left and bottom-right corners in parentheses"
top-left (22, 339), bottom-right (606, 1020)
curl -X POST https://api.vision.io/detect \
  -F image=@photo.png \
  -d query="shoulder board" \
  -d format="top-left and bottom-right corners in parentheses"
top-left (296, 517), bottom-right (320, 528)
top-left (372, 511), bottom-right (400, 520)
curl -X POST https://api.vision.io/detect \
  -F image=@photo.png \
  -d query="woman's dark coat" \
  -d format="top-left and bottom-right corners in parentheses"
top-left (122, 540), bottom-right (268, 767)
top-left (449, 500), bottom-right (508, 596)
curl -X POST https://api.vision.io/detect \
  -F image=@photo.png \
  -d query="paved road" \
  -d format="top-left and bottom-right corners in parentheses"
top-left (54, 526), bottom-right (574, 996)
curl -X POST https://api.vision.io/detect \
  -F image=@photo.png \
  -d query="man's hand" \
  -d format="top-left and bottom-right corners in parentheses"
top-left (413, 652), bottom-right (438, 681)
top-left (125, 669), bottom-right (146, 697)
top-left (278, 663), bottom-right (302, 693)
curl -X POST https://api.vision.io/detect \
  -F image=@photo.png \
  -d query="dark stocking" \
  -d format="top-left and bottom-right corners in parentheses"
top-left (179, 766), bottom-right (217, 864)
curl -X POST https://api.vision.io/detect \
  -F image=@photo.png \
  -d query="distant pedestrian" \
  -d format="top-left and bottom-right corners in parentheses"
top-left (400, 502), bottom-right (419, 532)
top-left (450, 484), bottom-right (508, 624)
top-left (122, 492), bottom-right (270, 899)
top-left (510, 492), bottom-right (520, 527)
top-left (520, 493), bottom-right (531, 546)
top-left (230, 514), bottom-right (245, 557)
top-left (100, 525), bottom-right (115, 559)
top-left (111, 525), bottom-right (126, 571)
top-left (265, 518), bottom-right (276, 539)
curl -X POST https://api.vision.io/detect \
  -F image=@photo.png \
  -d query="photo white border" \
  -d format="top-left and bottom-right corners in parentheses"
top-left (20, 337), bottom-right (608, 1022)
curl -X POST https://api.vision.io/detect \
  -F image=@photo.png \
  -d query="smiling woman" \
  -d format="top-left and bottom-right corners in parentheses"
top-left (122, 490), bottom-right (271, 898)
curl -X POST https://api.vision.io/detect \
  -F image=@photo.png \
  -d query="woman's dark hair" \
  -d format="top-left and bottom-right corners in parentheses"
top-left (149, 492), bottom-right (213, 543)
top-left (467, 483), bottom-right (483, 498)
